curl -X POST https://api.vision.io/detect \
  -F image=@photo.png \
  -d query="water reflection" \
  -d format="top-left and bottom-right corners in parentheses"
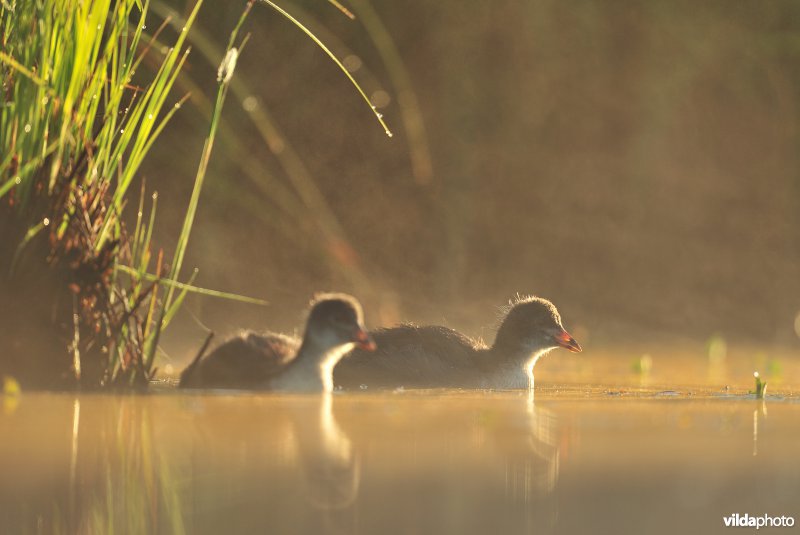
top-left (295, 394), bottom-right (360, 512)
top-left (0, 394), bottom-right (186, 534)
top-left (0, 392), bottom-right (563, 534)
top-left (753, 399), bottom-right (767, 457)
top-left (3, 391), bottom-right (797, 534)
top-left (180, 391), bottom-right (564, 534)
top-left (501, 392), bottom-right (561, 531)
top-left (178, 393), bottom-right (365, 533)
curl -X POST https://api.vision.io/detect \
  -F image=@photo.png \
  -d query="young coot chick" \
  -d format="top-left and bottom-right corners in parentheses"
top-left (333, 295), bottom-right (581, 390)
top-left (180, 293), bottom-right (376, 392)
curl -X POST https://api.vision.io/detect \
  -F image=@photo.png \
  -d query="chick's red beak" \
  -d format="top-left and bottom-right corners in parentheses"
top-left (554, 330), bottom-right (582, 353)
top-left (353, 327), bottom-right (376, 351)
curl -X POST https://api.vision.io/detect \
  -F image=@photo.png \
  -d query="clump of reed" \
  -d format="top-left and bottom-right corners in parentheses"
top-left (0, 0), bottom-right (245, 388)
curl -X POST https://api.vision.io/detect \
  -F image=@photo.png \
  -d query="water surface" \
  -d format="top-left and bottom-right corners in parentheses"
top-left (2, 384), bottom-right (799, 534)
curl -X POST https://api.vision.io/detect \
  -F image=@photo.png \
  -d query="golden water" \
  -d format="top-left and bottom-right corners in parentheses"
top-left (2, 381), bottom-right (799, 534)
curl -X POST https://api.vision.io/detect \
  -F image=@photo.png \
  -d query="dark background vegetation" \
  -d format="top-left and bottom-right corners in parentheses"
top-left (138, 0), bottom-right (800, 369)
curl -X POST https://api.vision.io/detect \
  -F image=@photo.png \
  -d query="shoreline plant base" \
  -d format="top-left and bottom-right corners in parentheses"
top-left (0, 0), bottom-right (206, 388)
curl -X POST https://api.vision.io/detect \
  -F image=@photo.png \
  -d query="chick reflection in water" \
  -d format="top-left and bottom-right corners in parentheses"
top-left (323, 392), bottom-right (564, 533)
top-left (180, 393), bottom-right (362, 534)
top-left (520, 394), bottom-right (561, 497)
top-left (295, 394), bottom-right (360, 517)
top-left (510, 396), bottom-right (561, 531)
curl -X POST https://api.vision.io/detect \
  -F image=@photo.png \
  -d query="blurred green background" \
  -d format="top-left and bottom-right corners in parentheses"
top-left (142, 0), bottom-right (800, 368)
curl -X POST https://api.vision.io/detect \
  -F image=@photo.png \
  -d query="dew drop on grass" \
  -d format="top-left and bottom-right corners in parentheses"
top-left (14, 176), bottom-right (21, 185)
top-left (385, 129), bottom-right (393, 138)
top-left (120, 129), bottom-right (125, 134)
top-left (174, 102), bottom-right (182, 109)
top-left (148, 113), bottom-right (153, 120)
top-left (23, 124), bottom-right (31, 133)
top-left (43, 218), bottom-right (50, 226)
top-left (141, 25), bottom-right (147, 30)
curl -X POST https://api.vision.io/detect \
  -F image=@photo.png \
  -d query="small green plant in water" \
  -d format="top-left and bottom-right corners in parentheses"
top-left (752, 372), bottom-right (767, 399)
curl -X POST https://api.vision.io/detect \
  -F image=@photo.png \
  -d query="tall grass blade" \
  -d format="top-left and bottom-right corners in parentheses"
top-left (257, 0), bottom-right (393, 137)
